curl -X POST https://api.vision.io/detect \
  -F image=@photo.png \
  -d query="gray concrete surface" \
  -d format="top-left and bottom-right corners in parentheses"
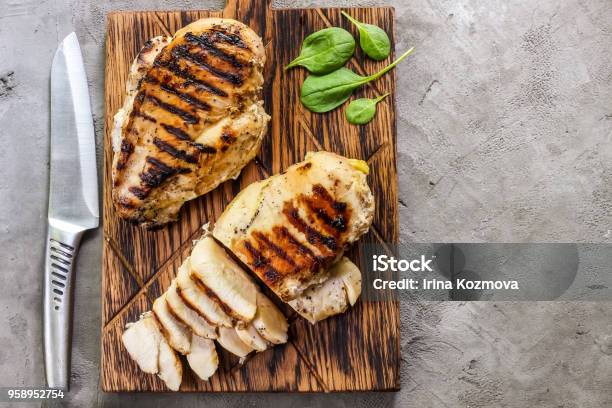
top-left (0, 0), bottom-right (610, 406)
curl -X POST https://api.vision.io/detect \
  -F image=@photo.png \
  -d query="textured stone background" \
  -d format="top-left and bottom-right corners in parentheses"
top-left (0, 0), bottom-right (610, 406)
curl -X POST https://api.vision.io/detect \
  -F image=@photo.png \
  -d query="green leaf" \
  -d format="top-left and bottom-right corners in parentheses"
top-left (300, 47), bottom-right (414, 113)
top-left (301, 68), bottom-right (365, 113)
top-left (285, 27), bottom-right (355, 75)
top-left (346, 93), bottom-right (389, 125)
top-left (342, 11), bottom-right (391, 61)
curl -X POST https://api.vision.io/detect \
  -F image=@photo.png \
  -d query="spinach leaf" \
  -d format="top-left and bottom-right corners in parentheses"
top-left (301, 47), bottom-right (414, 113)
top-left (346, 93), bottom-right (389, 124)
top-left (341, 11), bottom-right (391, 61)
top-left (285, 27), bottom-right (355, 75)
top-left (301, 68), bottom-right (364, 113)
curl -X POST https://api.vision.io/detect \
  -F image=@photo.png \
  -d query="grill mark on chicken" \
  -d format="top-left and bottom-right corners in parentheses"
top-left (138, 39), bottom-right (157, 61)
top-left (145, 93), bottom-right (199, 124)
top-left (272, 226), bottom-right (336, 276)
top-left (136, 156), bottom-right (191, 197)
top-left (164, 300), bottom-right (188, 326)
top-left (160, 123), bottom-right (192, 141)
top-left (132, 110), bottom-right (157, 123)
top-left (301, 184), bottom-right (351, 234)
top-left (172, 45), bottom-right (244, 85)
top-left (252, 231), bottom-right (297, 267)
top-left (153, 60), bottom-right (229, 97)
top-left (243, 241), bottom-right (282, 284)
top-left (158, 83), bottom-right (211, 111)
top-left (195, 144), bottom-right (217, 154)
top-left (314, 184), bottom-right (348, 213)
top-left (191, 275), bottom-right (237, 320)
top-left (243, 240), bottom-right (269, 268)
top-left (147, 156), bottom-right (180, 172)
top-left (274, 226), bottom-right (318, 261)
top-left (220, 131), bottom-right (236, 152)
top-left (184, 32), bottom-right (245, 68)
top-left (116, 91), bottom-right (146, 170)
top-left (116, 140), bottom-right (134, 171)
top-left (144, 74), bottom-right (216, 113)
top-left (128, 186), bottom-right (148, 200)
top-left (153, 137), bottom-right (199, 164)
top-left (283, 203), bottom-right (338, 251)
top-left (159, 123), bottom-right (217, 154)
top-left (175, 287), bottom-right (218, 327)
top-left (212, 29), bottom-right (248, 49)
top-left (220, 132), bottom-right (235, 144)
top-left (151, 310), bottom-right (176, 344)
top-left (117, 196), bottom-right (136, 209)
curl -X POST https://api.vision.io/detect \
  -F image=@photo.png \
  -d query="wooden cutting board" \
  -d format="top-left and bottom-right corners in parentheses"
top-left (101, 0), bottom-right (399, 392)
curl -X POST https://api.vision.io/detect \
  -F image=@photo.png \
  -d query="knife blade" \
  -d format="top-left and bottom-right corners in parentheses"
top-left (44, 32), bottom-right (98, 391)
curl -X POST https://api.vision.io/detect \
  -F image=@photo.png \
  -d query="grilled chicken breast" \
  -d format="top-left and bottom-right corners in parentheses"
top-left (112, 18), bottom-right (270, 227)
top-left (213, 151), bottom-right (374, 302)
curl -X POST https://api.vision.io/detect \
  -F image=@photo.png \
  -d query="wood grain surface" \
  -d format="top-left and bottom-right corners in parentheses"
top-left (102, 0), bottom-right (399, 392)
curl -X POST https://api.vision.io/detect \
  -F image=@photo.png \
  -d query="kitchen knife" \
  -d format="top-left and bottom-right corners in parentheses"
top-left (44, 32), bottom-right (99, 391)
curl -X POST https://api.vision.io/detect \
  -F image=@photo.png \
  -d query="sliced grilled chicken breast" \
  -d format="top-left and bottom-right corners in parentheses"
top-left (190, 236), bottom-right (258, 323)
top-left (166, 280), bottom-right (217, 339)
top-left (213, 151), bottom-right (374, 302)
top-left (176, 258), bottom-right (233, 327)
top-left (153, 295), bottom-right (192, 354)
top-left (121, 313), bottom-right (162, 374)
top-left (235, 324), bottom-right (268, 352)
top-left (112, 18), bottom-right (269, 227)
top-left (217, 326), bottom-right (254, 357)
top-left (158, 337), bottom-right (183, 391)
top-left (287, 257), bottom-right (362, 324)
top-left (251, 291), bottom-right (288, 344)
top-left (121, 313), bottom-right (182, 390)
top-left (186, 335), bottom-right (219, 381)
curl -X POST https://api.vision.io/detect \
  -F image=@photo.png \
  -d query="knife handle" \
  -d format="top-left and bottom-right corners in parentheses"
top-left (43, 223), bottom-right (84, 391)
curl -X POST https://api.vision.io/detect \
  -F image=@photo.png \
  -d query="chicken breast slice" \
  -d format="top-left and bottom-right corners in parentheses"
top-left (235, 324), bottom-right (268, 352)
top-left (251, 291), bottom-right (288, 345)
top-left (190, 236), bottom-right (258, 323)
top-left (158, 337), bottom-right (183, 391)
top-left (288, 257), bottom-right (362, 324)
top-left (186, 335), bottom-right (219, 381)
top-left (213, 151), bottom-right (374, 302)
top-left (217, 326), bottom-right (254, 358)
top-left (153, 294), bottom-right (192, 354)
top-left (166, 279), bottom-right (217, 339)
top-left (175, 258), bottom-right (233, 327)
top-left (121, 313), bottom-right (162, 374)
